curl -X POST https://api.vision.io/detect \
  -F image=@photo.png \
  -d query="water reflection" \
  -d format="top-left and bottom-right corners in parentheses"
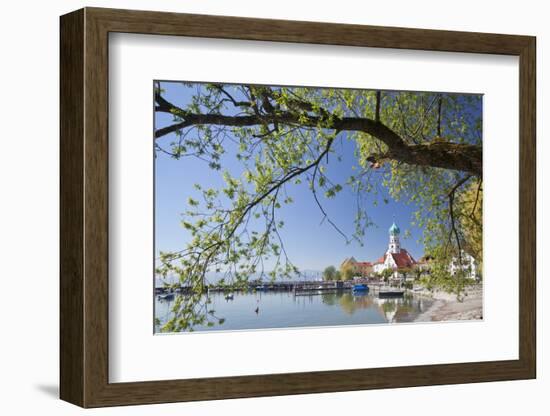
top-left (321, 291), bottom-right (427, 322)
top-left (322, 292), bottom-right (376, 315)
top-left (155, 290), bottom-right (432, 333)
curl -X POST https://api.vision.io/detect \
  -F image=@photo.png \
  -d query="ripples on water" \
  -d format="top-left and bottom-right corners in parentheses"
top-left (155, 290), bottom-right (433, 333)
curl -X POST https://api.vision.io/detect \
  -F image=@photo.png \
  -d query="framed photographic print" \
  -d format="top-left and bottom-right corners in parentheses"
top-left (60, 7), bottom-right (536, 408)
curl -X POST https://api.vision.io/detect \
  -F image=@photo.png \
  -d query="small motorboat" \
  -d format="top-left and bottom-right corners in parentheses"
top-left (352, 284), bottom-right (369, 292)
top-left (224, 293), bottom-right (234, 300)
top-left (378, 290), bottom-right (404, 299)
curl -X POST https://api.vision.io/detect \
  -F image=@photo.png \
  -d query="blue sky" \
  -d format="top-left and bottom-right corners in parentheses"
top-left (154, 83), bottom-right (431, 271)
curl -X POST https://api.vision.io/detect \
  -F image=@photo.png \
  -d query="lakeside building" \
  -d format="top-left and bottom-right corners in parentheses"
top-left (340, 220), bottom-right (479, 282)
top-left (340, 257), bottom-right (373, 277)
top-left (340, 221), bottom-right (417, 281)
top-left (449, 251), bottom-right (479, 280)
top-left (416, 255), bottom-right (434, 272)
top-left (372, 221), bottom-right (417, 279)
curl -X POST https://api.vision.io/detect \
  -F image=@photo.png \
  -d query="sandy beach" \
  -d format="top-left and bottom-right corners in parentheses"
top-left (414, 286), bottom-right (483, 322)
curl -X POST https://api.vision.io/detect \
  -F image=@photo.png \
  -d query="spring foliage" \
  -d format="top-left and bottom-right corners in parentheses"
top-left (154, 82), bottom-right (482, 331)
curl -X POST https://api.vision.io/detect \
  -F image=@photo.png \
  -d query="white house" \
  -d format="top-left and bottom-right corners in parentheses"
top-left (449, 251), bottom-right (479, 280)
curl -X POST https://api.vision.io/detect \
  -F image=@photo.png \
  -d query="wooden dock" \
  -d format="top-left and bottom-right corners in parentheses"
top-left (155, 279), bottom-right (388, 295)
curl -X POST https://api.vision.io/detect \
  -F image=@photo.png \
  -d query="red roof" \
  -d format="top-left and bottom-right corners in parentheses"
top-left (390, 249), bottom-right (416, 268)
top-left (356, 261), bottom-right (372, 267)
top-left (374, 249), bottom-right (417, 268)
top-left (418, 255), bottom-right (434, 264)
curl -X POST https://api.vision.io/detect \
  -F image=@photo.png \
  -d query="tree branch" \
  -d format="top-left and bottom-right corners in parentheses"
top-left (155, 92), bottom-right (482, 177)
top-left (211, 84), bottom-right (252, 108)
top-left (437, 94), bottom-right (442, 137)
top-left (448, 175), bottom-right (472, 267)
top-left (375, 90), bottom-right (381, 122)
top-left (310, 161), bottom-right (351, 243)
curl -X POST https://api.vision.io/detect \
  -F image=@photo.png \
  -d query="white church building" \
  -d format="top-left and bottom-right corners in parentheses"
top-left (341, 220), bottom-right (479, 281)
top-left (372, 221), bottom-right (417, 279)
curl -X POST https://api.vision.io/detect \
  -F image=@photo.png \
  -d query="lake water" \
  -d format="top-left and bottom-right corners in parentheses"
top-left (155, 290), bottom-right (434, 333)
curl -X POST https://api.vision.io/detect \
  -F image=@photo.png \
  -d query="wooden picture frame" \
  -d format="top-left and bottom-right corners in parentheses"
top-left (60, 7), bottom-right (536, 408)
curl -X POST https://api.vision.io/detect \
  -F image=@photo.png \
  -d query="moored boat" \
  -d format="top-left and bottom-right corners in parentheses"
top-left (378, 289), bottom-right (404, 298)
top-left (158, 292), bottom-right (175, 301)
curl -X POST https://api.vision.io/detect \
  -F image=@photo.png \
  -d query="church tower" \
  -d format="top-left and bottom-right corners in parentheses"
top-left (387, 221), bottom-right (401, 254)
